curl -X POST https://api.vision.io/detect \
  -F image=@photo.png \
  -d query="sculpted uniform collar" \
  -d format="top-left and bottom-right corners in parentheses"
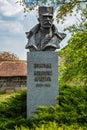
top-left (25, 24), bottom-right (66, 51)
top-left (26, 24), bottom-right (63, 39)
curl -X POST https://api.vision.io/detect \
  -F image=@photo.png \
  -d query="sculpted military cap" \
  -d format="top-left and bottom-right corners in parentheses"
top-left (39, 6), bottom-right (54, 16)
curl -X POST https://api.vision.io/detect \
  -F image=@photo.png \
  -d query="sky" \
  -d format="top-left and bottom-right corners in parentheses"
top-left (0, 0), bottom-right (79, 60)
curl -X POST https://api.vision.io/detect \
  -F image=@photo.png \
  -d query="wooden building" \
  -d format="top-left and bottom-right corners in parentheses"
top-left (0, 61), bottom-right (27, 93)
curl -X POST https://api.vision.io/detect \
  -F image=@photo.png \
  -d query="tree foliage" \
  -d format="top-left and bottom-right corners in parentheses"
top-left (64, 6), bottom-right (87, 32)
top-left (0, 52), bottom-right (19, 61)
top-left (60, 22), bottom-right (87, 85)
top-left (16, 0), bottom-right (87, 22)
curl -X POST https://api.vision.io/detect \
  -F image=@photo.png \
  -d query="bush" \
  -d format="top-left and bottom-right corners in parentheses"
top-left (0, 90), bottom-right (27, 130)
top-left (15, 122), bottom-right (87, 130)
top-left (0, 85), bottom-right (87, 130)
top-left (28, 85), bottom-right (87, 126)
top-left (0, 90), bottom-right (26, 119)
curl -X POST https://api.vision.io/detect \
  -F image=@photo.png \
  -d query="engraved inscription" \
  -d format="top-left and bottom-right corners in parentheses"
top-left (34, 63), bottom-right (52, 87)
top-left (34, 77), bottom-right (51, 82)
top-left (34, 71), bottom-right (52, 76)
top-left (36, 84), bottom-right (50, 87)
top-left (34, 64), bottom-right (52, 68)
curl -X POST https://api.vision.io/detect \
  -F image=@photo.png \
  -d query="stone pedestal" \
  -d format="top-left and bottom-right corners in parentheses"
top-left (27, 51), bottom-right (58, 118)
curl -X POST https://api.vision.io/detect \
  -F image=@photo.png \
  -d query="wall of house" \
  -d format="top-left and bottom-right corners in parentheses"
top-left (0, 76), bottom-right (26, 93)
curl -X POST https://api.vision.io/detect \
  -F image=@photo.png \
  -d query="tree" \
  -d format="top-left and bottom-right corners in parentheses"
top-left (64, 6), bottom-right (87, 32)
top-left (0, 52), bottom-right (19, 61)
top-left (60, 22), bottom-right (87, 86)
top-left (16, 0), bottom-right (87, 22)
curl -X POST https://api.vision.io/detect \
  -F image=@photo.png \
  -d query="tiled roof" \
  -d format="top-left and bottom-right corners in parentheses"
top-left (0, 61), bottom-right (27, 77)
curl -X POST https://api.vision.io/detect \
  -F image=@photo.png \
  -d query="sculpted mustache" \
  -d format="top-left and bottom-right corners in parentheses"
top-left (44, 21), bottom-right (51, 25)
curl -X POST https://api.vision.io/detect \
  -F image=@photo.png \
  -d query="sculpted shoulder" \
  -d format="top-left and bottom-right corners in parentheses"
top-left (52, 24), bottom-right (66, 41)
top-left (25, 24), bottom-right (40, 39)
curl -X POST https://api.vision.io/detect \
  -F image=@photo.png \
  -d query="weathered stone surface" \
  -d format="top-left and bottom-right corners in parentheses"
top-left (27, 52), bottom-right (58, 117)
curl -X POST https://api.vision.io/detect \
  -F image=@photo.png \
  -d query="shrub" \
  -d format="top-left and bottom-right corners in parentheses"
top-left (0, 85), bottom-right (87, 130)
top-left (28, 85), bottom-right (87, 126)
top-left (15, 122), bottom-right (87, 130)
top-left (0, 90), bottom-right (27, 130)
top-left (0, 90), bottom-right (26, 119)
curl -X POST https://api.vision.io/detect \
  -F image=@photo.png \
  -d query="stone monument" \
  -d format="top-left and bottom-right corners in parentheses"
top-left (25, 6), bottom-right (66, 118)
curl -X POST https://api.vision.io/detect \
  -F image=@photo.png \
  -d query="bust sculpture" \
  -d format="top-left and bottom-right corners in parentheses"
top-left (25, 6), bottom-right (66, 51)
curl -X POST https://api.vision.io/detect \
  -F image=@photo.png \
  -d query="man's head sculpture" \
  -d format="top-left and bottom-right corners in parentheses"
top-left (25, 6), bottom-right (66, 51)
top-left (38, 6), bottom-right (54, 29)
